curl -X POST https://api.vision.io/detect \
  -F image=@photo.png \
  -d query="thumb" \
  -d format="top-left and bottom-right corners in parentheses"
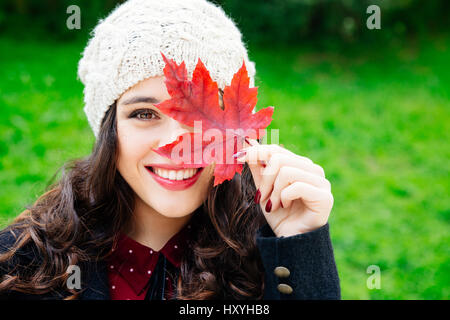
top-left (237, 139), bottom-right (265, 188)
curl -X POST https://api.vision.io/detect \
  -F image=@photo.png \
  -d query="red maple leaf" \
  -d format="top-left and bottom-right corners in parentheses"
top-left (152, 52), bottom-right (274, 186)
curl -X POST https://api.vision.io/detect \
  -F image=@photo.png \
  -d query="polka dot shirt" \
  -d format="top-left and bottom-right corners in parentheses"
top-left (107, 223), bottom-right (192, 300)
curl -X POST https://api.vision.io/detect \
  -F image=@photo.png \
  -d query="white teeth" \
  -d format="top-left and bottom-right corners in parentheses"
top-left (183, 169), bottom-right (192, 179)
top-left (152, 167), bottom-right (198, 180)
top-left (154, 168), bottom-right (167, 179)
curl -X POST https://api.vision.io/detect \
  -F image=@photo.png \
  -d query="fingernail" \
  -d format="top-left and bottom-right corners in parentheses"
top-left (265, 199), bottom-right (272, 213)
top-left (232, 150), bottom-right (247, 158)
top-left (254, 189), bottom-right (261, 204)
top-left (280, 201), bottom-right (284, 209)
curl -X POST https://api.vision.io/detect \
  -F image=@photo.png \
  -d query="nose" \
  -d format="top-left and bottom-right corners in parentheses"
top-left (156, 118), bottom-right (192, 148)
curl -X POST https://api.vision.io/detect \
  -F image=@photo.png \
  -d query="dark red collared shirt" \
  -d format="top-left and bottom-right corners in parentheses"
top-left (107, 222), bottom-right (192, 300)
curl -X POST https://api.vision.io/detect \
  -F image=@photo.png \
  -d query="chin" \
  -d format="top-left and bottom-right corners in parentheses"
top-left (146, 198), bottom-right (202, 218)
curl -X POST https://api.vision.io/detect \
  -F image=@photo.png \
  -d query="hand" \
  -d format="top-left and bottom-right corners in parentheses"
top-left (236, 139), bottom-right (334, 237)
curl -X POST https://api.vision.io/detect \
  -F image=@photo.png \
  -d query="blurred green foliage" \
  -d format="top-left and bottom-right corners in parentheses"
top-left (217, 0), bottom-right (450, 44)
top-left (0, 33), bottom-right (449, 299)
top-left (0, 0), bottom-right (449, 300)
top-left (0, 0), bottom-right (449, 45)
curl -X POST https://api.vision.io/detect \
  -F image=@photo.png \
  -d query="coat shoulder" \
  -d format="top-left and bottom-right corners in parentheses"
top-left (0, 225), bottom-right (39, 264)
top-left (0, 225), bottom-right (53, 300)
top-left (0, 225), bottom-right (35, 263)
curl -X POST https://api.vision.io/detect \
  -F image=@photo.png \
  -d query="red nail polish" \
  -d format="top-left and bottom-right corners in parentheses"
top-left (254, 189), bottom-right (261, 204)
top-left (265, 199), bottom-right (272, 213)
top-left (280, 201), bottom-right (284, 209)
top-left (233, 150), bottom-right (247, 158)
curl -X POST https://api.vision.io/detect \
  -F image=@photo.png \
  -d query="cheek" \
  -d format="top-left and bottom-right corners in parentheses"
top-left (200, 163), bottom-right (216, 187)
top-left (116, 122), bottom-right (154, 173)
top-left (205, 163), bottom-right (215, 178)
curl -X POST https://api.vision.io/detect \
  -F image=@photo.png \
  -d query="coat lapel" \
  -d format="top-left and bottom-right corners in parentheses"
top-left (79, 259), bottom-right (111, 300)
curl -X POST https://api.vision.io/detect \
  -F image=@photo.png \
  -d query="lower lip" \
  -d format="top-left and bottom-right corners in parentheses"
top-left (146, 167), bottom-right (204, 191)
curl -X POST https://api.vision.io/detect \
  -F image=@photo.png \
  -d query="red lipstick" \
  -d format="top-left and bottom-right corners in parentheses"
top-left (145, 166), bottom-right (204, 191)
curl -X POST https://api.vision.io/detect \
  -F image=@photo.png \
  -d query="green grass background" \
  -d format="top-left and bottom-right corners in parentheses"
top-left (0, 35), bottom-right (448, 299)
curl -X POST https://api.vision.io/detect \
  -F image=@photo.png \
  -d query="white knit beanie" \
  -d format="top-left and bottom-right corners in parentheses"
top-left (77, 0), bottom-right (256, 138)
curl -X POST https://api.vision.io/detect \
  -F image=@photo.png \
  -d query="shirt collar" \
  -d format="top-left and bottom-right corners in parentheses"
top-left (107, 222), bottom-right (193, 295)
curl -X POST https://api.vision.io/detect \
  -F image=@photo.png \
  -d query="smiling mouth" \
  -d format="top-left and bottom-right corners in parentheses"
top-left (145, 166), bottom-right (203, 181)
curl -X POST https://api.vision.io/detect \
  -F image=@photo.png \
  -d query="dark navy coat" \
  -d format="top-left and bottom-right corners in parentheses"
top-left (0, 223), bottom-right (340, 300)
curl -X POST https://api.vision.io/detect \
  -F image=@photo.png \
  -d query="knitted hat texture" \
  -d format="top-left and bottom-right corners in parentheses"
top-left (77, 0), bottom-right (256, 138)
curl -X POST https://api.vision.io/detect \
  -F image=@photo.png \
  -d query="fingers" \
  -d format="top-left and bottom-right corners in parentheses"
top-left (269, 166), bottom-right (331, 211)
top-left (236, 142), bottom-right (331, 212)
top-left (237, 143), bottom-right (324, 185)
top-left (242, 151), bottom-right (326, 203)
top-left (241, 142), bottom-right (300, 165)
top-left (239, 143), bottom-right (324, 175)
top-left (237, 141), bottom-right (287, 186)
top-left (280, 181), bottom-right (334, 214)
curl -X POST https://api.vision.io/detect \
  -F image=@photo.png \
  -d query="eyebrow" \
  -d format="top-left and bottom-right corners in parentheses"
top-left (121, 96), bottom-right (161, 105)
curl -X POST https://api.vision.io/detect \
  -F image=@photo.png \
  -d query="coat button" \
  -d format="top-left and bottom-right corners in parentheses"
top-left (274, 266), bottom-right (290, 278)
top-left (277, 283), bottom-right (293, 295)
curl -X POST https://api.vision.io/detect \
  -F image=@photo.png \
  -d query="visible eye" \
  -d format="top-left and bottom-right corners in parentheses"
top-left (129, 108), bottom-right (160, 121)
top-left (219, 89), bottom-right (224, 110)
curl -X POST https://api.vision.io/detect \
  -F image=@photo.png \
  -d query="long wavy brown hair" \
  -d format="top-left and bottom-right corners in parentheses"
top-left (0, 101), bottom-right (267, 300)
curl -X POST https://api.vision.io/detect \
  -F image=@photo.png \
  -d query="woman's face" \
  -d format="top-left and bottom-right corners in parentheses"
top-left (116, 76), bottom-right (215, 218)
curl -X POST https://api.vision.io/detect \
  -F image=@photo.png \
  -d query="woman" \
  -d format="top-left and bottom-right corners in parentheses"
top-left (0, 0), bottom-right (340, 300)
